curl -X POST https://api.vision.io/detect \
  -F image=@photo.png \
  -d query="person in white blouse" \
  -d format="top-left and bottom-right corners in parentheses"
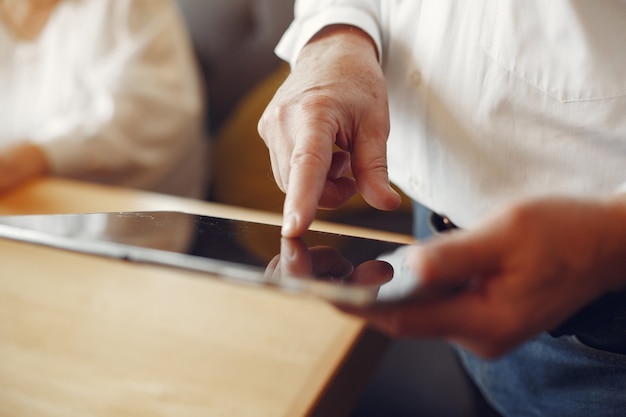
top-left (258, 1), bottom-right (626, 415)
top-left (0, 0), bottom-right (209, 198)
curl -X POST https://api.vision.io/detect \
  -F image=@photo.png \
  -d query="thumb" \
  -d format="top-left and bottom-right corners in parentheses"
top-left (410, 230), bottom-right (503, 290)
top-left (351, 138), bottom-right (401, 211)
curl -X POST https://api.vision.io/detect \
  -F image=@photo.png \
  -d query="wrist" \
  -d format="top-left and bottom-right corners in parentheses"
top-left (298, 24), bottom-right (379, 67)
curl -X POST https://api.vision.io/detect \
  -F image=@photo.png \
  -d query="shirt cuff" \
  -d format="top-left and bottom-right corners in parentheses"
top-left (275, 6), bottom-right (383, 66)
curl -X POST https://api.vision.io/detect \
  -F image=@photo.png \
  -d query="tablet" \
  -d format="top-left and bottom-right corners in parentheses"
top-left (0, 211), bottom-right (444, 307)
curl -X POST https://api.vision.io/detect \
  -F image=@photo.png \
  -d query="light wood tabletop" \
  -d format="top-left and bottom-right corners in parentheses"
top-left (0, 178), bottom-right (412, 417)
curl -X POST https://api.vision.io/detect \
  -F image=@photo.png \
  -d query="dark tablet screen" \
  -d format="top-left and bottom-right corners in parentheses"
top-left (0, 211), bottom-right (432, 307)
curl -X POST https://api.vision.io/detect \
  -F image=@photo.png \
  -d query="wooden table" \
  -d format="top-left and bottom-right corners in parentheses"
top-left (0, 178), bottom-right (412, 417)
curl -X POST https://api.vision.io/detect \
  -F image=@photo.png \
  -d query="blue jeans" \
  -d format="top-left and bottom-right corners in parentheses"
top-left (412, 201), bottom-right (626, 417)
top-left (456, 332), bottom-right (626, 417)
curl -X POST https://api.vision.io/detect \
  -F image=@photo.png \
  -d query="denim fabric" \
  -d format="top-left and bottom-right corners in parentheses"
top-left (412, 201), bottom-right (626, 417)
top-left (455, 333), bottom-right (626, 417)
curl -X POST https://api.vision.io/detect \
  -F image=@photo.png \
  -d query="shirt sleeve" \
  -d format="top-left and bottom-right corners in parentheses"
top-left (275, 0), bottom-right (384, 65)
top-left (38, 0), bottom-right (208, 197)
top-left (615, 183), bottom-right (626, 195)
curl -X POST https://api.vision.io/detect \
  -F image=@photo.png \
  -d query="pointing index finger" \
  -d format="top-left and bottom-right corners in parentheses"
top-left (281, 131), bottom-right (333, 237)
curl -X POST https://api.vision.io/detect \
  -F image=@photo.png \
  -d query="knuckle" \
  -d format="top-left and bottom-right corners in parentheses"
top-left (353, 153), bottom-right (387, 178)
top-left (290, 150), bottom-right (328, 173)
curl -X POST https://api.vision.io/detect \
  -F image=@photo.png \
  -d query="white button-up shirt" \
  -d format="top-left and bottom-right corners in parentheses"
top-left (276, 0), bottom-right (626, 227)
top-left (0, 0), bottom-right (209, 198)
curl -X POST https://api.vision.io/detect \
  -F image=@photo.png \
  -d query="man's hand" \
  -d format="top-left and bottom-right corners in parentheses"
top-left (258, 25), bottom-right (401, 237)
top-left (343, 196), bottom-right (626, 358)
top-left (0, 142), bottom-right (50, 192)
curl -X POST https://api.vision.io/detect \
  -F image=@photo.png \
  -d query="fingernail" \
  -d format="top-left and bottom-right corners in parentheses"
top-left (386, 183), bottom-right (397, 193)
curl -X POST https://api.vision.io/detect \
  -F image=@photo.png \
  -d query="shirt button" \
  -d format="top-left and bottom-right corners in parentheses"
top-left (409, 70), bottom-right (422, 86)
